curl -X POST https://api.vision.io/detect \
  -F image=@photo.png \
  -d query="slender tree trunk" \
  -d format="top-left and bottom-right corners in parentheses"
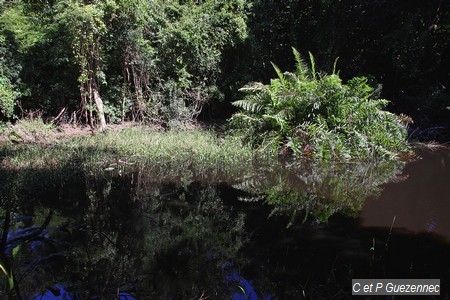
top-left (93, 85), bottom-right (107, 131)
top-left (88, 83), bottom-right (94, 129)
top-left (80, 84), bottom-right (88, 126)
top-left (122, 82), bottom-right (126, 124)
top-left (122, 57), bottom-right (129, 124)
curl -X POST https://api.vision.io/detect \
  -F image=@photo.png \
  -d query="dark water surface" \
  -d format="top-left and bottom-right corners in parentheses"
top-left (1, 149), bottom-right (450, 299)
top-left (360, 149), bottom-right (450, 244)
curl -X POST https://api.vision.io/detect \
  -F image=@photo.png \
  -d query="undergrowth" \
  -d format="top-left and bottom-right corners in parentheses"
top-left (229, 48), bottom-right (412, 161)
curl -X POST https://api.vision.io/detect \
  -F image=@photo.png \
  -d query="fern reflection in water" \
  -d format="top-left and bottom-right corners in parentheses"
top-left (235, 158), bottom-right (405, 226)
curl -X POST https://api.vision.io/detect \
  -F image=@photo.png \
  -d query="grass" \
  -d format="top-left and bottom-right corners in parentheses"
top-left (0, 120), bottom-right (258, 181)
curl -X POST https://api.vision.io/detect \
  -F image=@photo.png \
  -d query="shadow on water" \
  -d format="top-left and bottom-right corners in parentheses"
top-left (0, 148), bottom-right (449, 299)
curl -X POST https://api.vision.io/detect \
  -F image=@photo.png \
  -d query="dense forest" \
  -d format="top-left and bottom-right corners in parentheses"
top-left (1, 0), bottom-right (449, 138)
top-left (2, 1), bottom-right (450, 298)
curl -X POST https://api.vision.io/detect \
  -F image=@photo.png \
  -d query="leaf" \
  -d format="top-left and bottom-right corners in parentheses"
top-left (0, 264), bottom-right (14, 290)
top-left (270, 62), bottom-right (284, 81)
top-left (292, 47), bottom-right (309, 80)
top-left (308, 52), bottom-right (316, 80)
top-left (238, 285), bottom-right (246, 295)
top-left (332, 57), bottom-right (340, 75)
top-left (12, 245), bottom-right (20, 258)
top-left (232, 97), bottom-right (266, 114)
top-left (238, 82), bottom-right (267, 93)
top-left (229, 49), bottom-right (410, 161)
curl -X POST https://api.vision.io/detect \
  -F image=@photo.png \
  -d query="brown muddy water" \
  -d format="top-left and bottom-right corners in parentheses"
top-left (360, 149), bottom-right (450, 244)
top-left (0, 148), bottom-right (449, 299)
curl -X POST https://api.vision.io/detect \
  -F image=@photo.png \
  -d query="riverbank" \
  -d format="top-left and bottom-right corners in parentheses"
top-left (0, 120), bottom-right (257, 179)
top-left (2, 119), bottom-right (445, 176)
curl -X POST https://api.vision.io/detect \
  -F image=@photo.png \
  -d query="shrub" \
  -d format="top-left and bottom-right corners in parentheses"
top-left (229, 48), bottom-right (411, 161)
top-left (0, 76), bottom-right (17, 119)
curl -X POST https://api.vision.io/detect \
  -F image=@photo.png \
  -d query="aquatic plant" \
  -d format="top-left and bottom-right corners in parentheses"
top-left (229, 48), bottom-right (412, 161)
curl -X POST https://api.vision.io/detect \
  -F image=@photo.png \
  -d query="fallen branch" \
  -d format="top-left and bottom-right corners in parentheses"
top-left (50, 107), bottom-right (68, 125)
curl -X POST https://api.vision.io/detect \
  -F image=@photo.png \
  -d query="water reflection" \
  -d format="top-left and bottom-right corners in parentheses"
top-left (359, 148), bottom-right (450, 243)
top-left (1, 170), bottom-right (250, 298)
top-left (235, 159), bottom-right (405, 225)
top-left (1, 150), bottom-right (450, 298)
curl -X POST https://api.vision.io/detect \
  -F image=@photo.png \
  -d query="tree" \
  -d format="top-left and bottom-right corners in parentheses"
top-left (55, 0), bottom-right (111, 130)
top-left (113, 0), bottom-right (249, 125)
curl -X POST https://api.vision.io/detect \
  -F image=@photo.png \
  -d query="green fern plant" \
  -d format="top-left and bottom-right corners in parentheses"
top-left (229, 47), bottom-right (411, 161)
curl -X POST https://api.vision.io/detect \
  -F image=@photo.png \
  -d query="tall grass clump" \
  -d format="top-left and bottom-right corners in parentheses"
top-left (229, 48), bottom-right (412, 161)
top-left (0, 127), bottom-right (256, 180)
top-left (75, 128), bottom-right (255, 173)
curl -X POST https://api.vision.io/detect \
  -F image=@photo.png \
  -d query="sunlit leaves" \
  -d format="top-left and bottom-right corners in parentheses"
top-left (230, 48), bottom-right (411, 161)
top-left (0, 76), bottom-right (17, 118)
top-left (0, 2), bottom-right (48, 53)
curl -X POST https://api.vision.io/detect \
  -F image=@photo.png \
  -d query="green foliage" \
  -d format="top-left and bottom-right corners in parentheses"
top-left (0, 75), bottom-right (17, 118)
top-left (0, 0), bottom-right (77, 118)
top-left (1, 0), bottom-right (447, 134)
top-left (0, 2), bottom-right (48, 53)
top-left (0, 263), bottom-right (14, 292)
top-left (1, 119), bottom-right (54, 143)
top-left (157, 0), bottom-right (247, 79)
top-left (230, 48), bottom-right (411, 161)
top-left (55, 0), bottom-right (108, 82)
top-left (0, 34), bottom-right (20, 119)
top-left (0, 0), bottom-right (249, 125)
top-left (116, 0), bottom-right (249, 124)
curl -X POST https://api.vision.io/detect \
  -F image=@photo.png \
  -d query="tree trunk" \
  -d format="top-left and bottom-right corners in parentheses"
top-left (93, 86), bottom-right (107, 131)
top-left (88, 92), bottom-right (94, 128)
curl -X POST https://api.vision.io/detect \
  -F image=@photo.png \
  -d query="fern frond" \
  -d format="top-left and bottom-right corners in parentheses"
top-left (263, 107), bottom-right (293, 130)
top-left (308, 52), bottom-right (316, 80)
top-left (332, 57), bottom-right (339, 75)
top-left (276, 108), bottom-right (294, 130)
top-left (230, 112), bottom-right (258, 122)
top-left (283, 72), bottom-right (299, 86)
top-left (238, 196), bottom-right (265, 202)
top-left (232, 98), bottom-right (266, 114)
top-left (277, 107), bottom-right (294, 121)
top-left (292, 47), bottom-right (309, 80)
top-left (271, 62), bottom-right (284, 81)
top-left (239, 82), bottom-right (268, 93)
